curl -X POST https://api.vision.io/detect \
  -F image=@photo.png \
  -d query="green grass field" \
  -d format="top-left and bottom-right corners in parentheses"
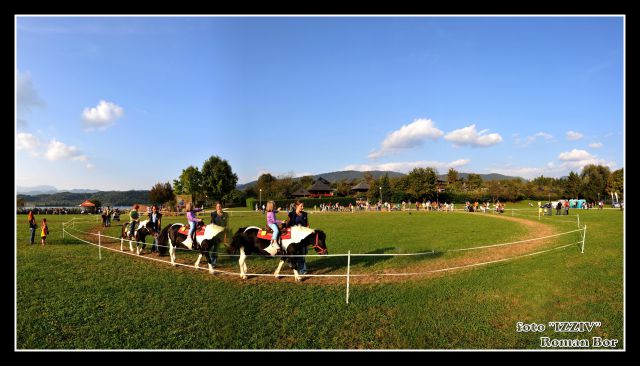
top-left (16, 207), bottom-right (623, 349)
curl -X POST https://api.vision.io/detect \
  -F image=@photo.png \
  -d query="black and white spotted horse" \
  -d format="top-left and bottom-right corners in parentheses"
top-left (228, 225), bottom-right (328, 281)
top-left (120, 220), bottom-right (159, 255)
top-left (156, 222), bottom-right (225, 274)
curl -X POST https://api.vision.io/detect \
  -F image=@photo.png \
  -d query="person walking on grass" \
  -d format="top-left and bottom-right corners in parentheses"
top-left (28, 210), bottom-right (37, 245)
top-left (40, 218), bottom-right (49, 247)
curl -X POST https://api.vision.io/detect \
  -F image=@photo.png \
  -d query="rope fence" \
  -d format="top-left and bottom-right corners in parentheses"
top-left (62, 217), bottom-right (587, 304)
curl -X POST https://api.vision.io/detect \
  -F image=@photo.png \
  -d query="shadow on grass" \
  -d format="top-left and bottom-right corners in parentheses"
top-left (304, 247), bottom-right (445, 274)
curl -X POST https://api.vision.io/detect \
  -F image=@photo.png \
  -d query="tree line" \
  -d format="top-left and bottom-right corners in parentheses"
top-left (241, 165), bottom-right (623, 204)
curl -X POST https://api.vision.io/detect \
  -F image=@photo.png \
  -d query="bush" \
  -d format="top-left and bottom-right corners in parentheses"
top-left (246, 197), bottom-right (257, 209)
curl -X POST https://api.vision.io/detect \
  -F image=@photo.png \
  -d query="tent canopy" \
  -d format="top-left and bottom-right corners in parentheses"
top-left (79, 200), bottom-right (95, 207)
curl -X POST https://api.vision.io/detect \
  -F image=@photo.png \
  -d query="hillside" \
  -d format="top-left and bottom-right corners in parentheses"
top-left (437, 172), bottom-right (524, 182)
top-left (237, 170), bottom-right (406, 190)
top-left (238, 170), bottom-right (523, 190)
top-left (18, 190), bottom-right (150, 207)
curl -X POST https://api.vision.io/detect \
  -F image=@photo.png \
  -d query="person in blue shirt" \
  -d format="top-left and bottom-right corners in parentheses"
top-left (286, 200), bottom-right (310, 274)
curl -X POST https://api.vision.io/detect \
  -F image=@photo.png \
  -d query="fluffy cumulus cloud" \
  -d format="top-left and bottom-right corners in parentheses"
top-left (44, 139), bottom-right (92, 168)
top-left (566, 131), bottom-right (584, 141)
top-left (588, 142), bottom-right (603, 148)
top-left (557, 149), bottom-right (592, 161)
top-left (82, 100), bottom-right (124, 129)
top-left (444, 124), bottom-right (502, 148)
top-left (369, 118), bottom-right (444, 159)
top-left (491, 148), bottom-right (616, 180)
top-left (344, 158), bottom-right (470, 173)
top-left (16, 132), bottom-right (41, 155)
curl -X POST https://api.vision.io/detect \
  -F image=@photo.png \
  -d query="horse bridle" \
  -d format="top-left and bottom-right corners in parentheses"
top-left (311, 232), bottom-right (327, 255)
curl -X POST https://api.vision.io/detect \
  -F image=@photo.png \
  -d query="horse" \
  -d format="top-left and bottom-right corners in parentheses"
top-left (156, 222), bottom-right (225, 274)
top-left (228, 225), bottom-right (328, 282)
top-left (120, 220), bottom-right (159, 255)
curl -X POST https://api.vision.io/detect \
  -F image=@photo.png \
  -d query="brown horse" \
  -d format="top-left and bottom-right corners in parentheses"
top-left (228, 226), bottom-right (328, 281)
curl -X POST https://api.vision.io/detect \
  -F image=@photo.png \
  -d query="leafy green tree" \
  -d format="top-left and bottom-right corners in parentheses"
top-left (255, 173), bottom-right (278, 201)
top-left (177, 166), bottom-right (203, 202)
top-left (406, 167), bottom-right (437, 199)
top-left (447, 168), bottom-right (460, 190)
top-left (379, 174), bottom-right (392, 202)
top-left (17, 198), bottom-right (26, 207)
top-left (299, 175), bottom-right (314, 189)
top-left (335, 179), bottom-right (351, 197)
top-left (606, 168), bottom-right (623, 198)
top-left (466, 173), bottom-right (484, 190)
top-left (149, 182), bottom-right (174, 205)
top-left (172, 179), bottom-right (184, 194)
top-left (201, 155), bottom-right (238, 205)
top-left (564, 171), bottom-right (582, 198)
top-left (224, 189), bottom-right (247, 207)
top-left (580, 164), bottom-right (610, 202)
top-left (89, 199), bottom-right (102, 208)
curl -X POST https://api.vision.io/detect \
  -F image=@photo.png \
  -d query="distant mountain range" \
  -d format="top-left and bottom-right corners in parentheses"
top-left (17, 185), bottom-right (100, 195)
top-left (237, 170), bottom-right (524, 189)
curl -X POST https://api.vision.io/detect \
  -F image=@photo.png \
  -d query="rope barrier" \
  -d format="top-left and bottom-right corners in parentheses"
top-left (63, 219), bottom-right (585, 258)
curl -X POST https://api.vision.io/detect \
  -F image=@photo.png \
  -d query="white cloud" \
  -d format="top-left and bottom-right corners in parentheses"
top-left (17, 70), bottom-right (45, 127)
top-left (444, 124), bottom-right (502, 148)
top-left (515, 132), bottom-right (554, 147)
top-left (86, 163), bottom-right (95, 169)
top-left (566, 131), bottom-right (584, 140)
top-left (534, 132), bottom-right (553, 140)
top-left (490, 149), bottom-right (616, 180)
top-left (558, 149), bottom-right (593, 161)
top-left (369, 118), bottom-right (443, 158)
top-left (16, 132), bottom-right (40, 155)
top-left (82, 100), bottom-right (124, 129)
top-left (45, 139), bottom-right (90, 166)
top-left (344, 158), bottom-right (470, 173)
top-left (589, 142), bottom-right (603, 148)
top-left (17, 70), bottom-right (45, 112)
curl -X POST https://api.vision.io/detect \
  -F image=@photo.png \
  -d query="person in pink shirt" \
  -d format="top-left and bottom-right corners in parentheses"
top-left (265, 200), bottom-right (282, 256)
top-left (184, 202), bottom-right (202, 246)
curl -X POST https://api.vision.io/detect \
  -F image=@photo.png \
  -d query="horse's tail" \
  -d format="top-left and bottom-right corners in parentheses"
top-left (157, 224), bottom-right (173, 255)
top-left (121, 223), bottom-right (129, 239)
top-left (227, 227), bottom-right (246, 254)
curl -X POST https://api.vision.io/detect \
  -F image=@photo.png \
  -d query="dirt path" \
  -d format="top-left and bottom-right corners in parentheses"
top-left (72, 214), bottom-right (579, 285)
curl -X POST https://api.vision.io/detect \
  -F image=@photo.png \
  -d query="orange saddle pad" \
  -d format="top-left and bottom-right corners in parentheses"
top-left (257, 227), bottom-right (292, 241)
top-left (178, 225), bottom-right (206, 236)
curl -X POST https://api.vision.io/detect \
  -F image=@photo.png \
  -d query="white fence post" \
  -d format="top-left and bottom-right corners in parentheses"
top-left (62, 223), bottom-right (65, 239)
top-left (346, 250), bottom-right (351, 305)
top-left (581, 225), bottom-right (587, 254)
top-left (98, 231), bottom-right (102, 260)
top-left (577, 214), bottom-right (580, 228)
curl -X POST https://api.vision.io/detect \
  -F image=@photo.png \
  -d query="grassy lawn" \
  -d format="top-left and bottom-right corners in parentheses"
top-left (16, 207), bottom-right (623, 349)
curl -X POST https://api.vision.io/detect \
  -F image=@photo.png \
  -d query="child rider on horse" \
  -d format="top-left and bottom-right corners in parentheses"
top-left (265, 200), bottom-right (282, 256)
top-left (184, 202), bottom-right (202, 247)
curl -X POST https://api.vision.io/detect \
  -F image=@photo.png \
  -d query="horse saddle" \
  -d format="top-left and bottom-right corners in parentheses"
top-left (178, 225), bottom-right (206, 237)
top-left (257, 227), bottom-right (292, 241)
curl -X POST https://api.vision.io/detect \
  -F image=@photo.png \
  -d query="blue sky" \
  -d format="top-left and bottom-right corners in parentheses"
top-left (16, 16), bottom-right (624, 190)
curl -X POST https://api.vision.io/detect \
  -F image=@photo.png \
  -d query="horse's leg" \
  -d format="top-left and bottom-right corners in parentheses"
top-left (204, 241), bottom-right (216, 274)
top-left (239, 247), bottom-right (247, 280)
top-left (169, 242), bottom-right (176, 266)
top-left (293, 269), bottom-right (301, 282)
top-left (195, 253), bottom-right (202, 268)
top-left (129, 236), bottom-right (134, 252)
top-left (274, 259), bottom-right (285, 279)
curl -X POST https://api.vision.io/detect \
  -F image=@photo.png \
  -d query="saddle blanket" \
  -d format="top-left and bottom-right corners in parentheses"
top-left (178, 225), bottom-right (206, 237)
top-left (257, 227), bottom-right (292, 241)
